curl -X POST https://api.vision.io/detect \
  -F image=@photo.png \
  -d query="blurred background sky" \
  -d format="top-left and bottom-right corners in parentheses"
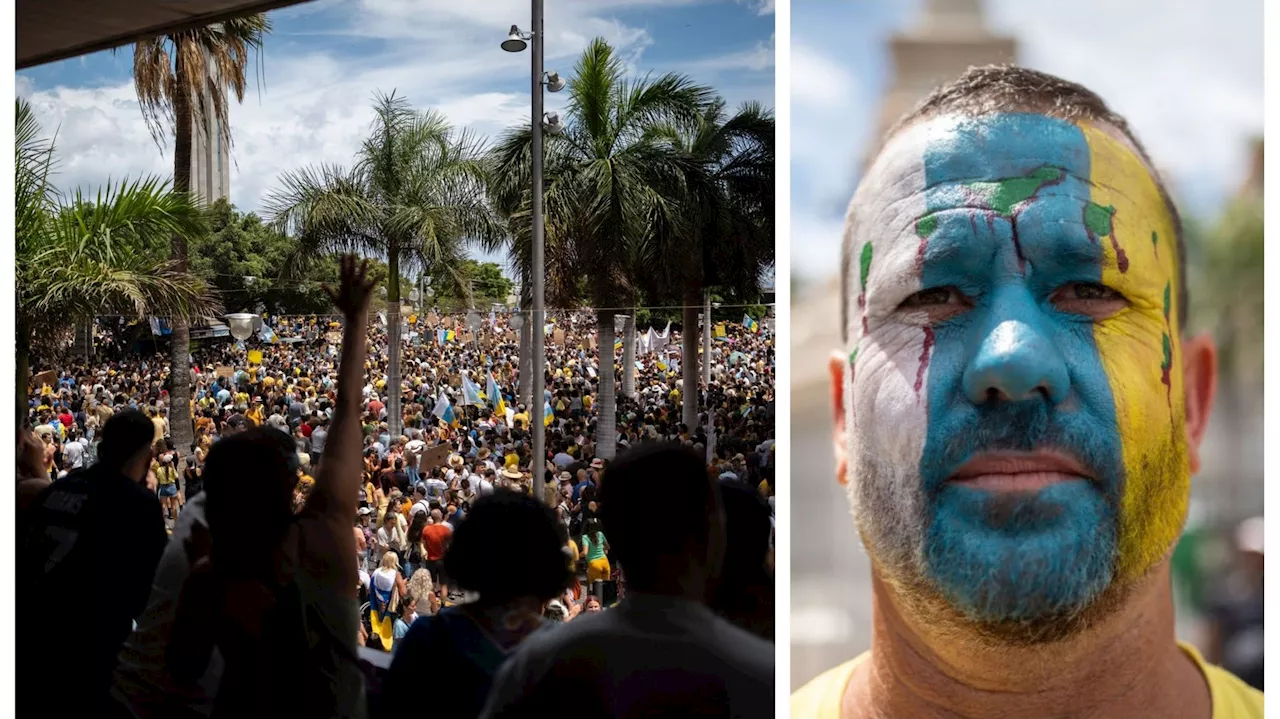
top-left (790, 0), bottom-right (1264, 692)
top-left (792, 0), bottom-right (1262, 281)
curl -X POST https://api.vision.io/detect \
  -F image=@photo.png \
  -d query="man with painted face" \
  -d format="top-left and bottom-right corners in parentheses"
top-left (792, 66), bottom-right (1263, 718)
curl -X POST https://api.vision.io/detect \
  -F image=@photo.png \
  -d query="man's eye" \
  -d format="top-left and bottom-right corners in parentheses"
top-left (901, 287), bottom-right (961, 308)
top-left (1061, 282), bottom-right (1122, 301)
top-left (1051, 282), bottom-right (1128, 318)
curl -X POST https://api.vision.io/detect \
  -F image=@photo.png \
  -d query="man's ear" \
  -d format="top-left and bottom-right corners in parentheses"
top-left (1180, 333), bottom-right (1217, 474)
top-left (829, 353), bottom-right (849, 485)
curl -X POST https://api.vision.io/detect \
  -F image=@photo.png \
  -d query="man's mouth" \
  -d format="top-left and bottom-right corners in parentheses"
top-left (947, 450), bottom-right (1093, 493)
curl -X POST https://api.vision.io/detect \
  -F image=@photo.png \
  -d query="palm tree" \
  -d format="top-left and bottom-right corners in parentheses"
top-left (266, 91), bottom-right (498, 437)
top-left (644, 99), bottom-right (774, 430)
top-left (129, 14), bottom-right (269, 457)
top-left (16, 100), bottom-right (219, 419)
top-left (488, 39), bottom-right (713, 458)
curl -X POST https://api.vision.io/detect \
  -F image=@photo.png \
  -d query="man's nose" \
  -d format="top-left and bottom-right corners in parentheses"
top-left (962, 303), bottom-right (1069, 405)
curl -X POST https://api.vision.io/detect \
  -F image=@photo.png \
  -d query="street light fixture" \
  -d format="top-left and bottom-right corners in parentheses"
top-left (503, 0), bottom-right (552, 500)
top-left (501, 25), bottom-right (529, 52)
top-left (225, 313), bottom-right (256, 341)
top-left (545, 71), bottom-right (565, 92)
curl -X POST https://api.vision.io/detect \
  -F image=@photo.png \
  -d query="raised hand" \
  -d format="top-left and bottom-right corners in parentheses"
top-left (322, 255), bottom-right (382, 320)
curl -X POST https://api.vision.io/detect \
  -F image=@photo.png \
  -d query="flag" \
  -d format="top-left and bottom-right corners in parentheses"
top-left (614, 338), bottom-right (622, 352)
top-left (743, 314), bottom-right (759, 333)
top-left (432, 390), bottom-right (458, 428)
top-left (487, 371), bottom-right (506, 416)
top-left (714, 323), bottom-right (727, 338)
top-left (259, 323), bottom-right (278, 344)
top-left (462, 373), bottom-right (483, 406)
top-left (445, 329), bottom-right (456, 342)
top-left (436, 329), bottom-right (446, 346)
top-left (544, 400), bottom-right (555, 427)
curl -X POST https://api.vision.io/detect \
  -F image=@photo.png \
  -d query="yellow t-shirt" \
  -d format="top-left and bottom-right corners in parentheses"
top-left (791, 642), bottom-right (1263, 719)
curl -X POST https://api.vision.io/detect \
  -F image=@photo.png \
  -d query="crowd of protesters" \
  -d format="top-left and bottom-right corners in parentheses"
top-left (17, 256), bottom-right (776, 718)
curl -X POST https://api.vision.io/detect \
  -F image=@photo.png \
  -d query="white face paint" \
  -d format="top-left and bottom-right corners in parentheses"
top-left (841, 118), bottom-right (950, 577)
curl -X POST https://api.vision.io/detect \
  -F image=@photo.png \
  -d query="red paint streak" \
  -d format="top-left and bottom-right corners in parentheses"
top-left (862, 316), bottom-right (869, 336)
top-left (915, 236), bottom-right (928, 272)
top-left (915, 325), bottom-right (935, 398)
top-left (1109, 233), bottom-right (1129, 273)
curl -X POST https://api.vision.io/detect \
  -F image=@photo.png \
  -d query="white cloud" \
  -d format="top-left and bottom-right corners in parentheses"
top-left (736, 0), bottom-right (776, 15)
top-left (20, 0), bottom-right (767, 223)
top-left (685, 34), bottom-right (775, 73)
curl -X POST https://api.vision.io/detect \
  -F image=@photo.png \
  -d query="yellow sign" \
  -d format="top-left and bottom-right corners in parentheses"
top-left (714, 324), bottom-right (727, 338)
top-left (247, 350), bottom-right (263, 366)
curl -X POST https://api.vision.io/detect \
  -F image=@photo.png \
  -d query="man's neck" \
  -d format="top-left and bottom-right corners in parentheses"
top-left (847, 564), bottom-right (1211, 719)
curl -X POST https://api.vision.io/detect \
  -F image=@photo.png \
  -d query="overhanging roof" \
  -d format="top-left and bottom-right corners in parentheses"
top-left (17, 0), bottom-right (315, 70)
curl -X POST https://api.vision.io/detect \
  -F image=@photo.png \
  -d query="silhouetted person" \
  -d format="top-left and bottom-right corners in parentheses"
top-left (377, 490), bottom-right (571, 719)
top-left (480, 442), bottom-right (774, 719)
top-left (710, 482), bottom-right (774, 641)
top-left (18, 409), bottom-right (168, 716)
top-left (165, 256), bottom-right (379, 718)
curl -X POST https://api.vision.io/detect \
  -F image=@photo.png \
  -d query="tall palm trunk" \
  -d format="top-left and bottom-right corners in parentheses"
top-left (386, 249), bottom-right (403, 438)
top-left (681, 292), bottom-right (700, 431)
top-left (168, 46), bottom-right (195, 463)
top-left (596, 309), bottom-right (617, 459)
top-left (622, 313), bottom-right (636, 398)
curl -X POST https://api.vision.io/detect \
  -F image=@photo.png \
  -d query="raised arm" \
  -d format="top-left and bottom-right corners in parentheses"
top-left (310, 256), bottom-right (380, 524)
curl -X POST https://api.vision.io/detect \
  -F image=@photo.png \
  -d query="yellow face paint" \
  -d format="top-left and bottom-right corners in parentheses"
top-left (1081, 122), bottom-right (1187, 581)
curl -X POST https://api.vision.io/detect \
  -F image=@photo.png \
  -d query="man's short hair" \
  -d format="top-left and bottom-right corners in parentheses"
top-left (842, 65), bottom-right (1188, 342)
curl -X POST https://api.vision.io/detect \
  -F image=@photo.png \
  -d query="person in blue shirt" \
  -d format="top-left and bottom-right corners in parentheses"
top-left (392, 594), bottom-right (417, 651)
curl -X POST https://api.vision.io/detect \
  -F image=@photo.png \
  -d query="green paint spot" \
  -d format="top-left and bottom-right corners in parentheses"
top-left (1161, 333), bottom-right (1172, 368)
top-left (1084, 202), bottom-right (1116, 237)
top-left (859, 242), bottom-right (873, 289)
top-left (915, 215), bottom-right (938, 238)
top-left (1162, 282), bottom-right (1171, 321)
top-left (849, 348), bottom-right (858, 366)
top-left (1152, 230), bottom-right (1158, 248)
top-left (966, 166), bottom-right (1063, 215)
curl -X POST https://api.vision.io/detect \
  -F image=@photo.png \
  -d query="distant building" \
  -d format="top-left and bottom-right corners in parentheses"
top-left (190, 48), bottom-right (230, 206)
top-left (866, 0), bottom-right (1017, 166)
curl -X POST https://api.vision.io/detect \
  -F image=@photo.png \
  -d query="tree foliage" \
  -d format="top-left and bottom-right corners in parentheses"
top-left (427, 259), bottom-right (514, 304)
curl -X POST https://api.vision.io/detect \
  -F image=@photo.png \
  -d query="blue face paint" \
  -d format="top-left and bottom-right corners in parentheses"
top-left (916, 114), bottom-right (1123, 622)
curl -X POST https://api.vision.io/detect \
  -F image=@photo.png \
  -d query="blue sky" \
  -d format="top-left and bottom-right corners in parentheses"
top-left (17, 0), bottom-right (774, 268)
top-left (791, 0), bottom-right (1263, 281)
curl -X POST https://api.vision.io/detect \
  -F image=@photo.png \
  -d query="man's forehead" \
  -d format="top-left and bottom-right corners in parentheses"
top-left (848, 112), bottom-right (1164, 262)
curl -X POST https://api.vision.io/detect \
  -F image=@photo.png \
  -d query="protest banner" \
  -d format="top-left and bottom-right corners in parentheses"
top-left (421, 443), bottom-right (453, 470)
top-left (29, 370), bottom-right (57, 389)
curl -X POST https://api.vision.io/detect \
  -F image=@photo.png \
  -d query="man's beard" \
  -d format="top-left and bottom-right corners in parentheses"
top-left (847, 439), bottom-right (1181, 646)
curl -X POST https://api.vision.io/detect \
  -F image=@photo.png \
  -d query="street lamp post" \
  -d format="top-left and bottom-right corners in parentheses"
top-left (503, 1), bottom-right (564, 504)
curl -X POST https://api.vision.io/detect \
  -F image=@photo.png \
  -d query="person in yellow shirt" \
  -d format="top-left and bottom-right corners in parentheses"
top-left (792, 67), bottom-right (1262, 718)
top-left (246, 399), bottom-right (265, 427)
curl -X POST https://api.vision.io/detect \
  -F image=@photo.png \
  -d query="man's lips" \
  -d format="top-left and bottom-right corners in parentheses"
top-left (947, 451), bottom-right (1093, 492)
